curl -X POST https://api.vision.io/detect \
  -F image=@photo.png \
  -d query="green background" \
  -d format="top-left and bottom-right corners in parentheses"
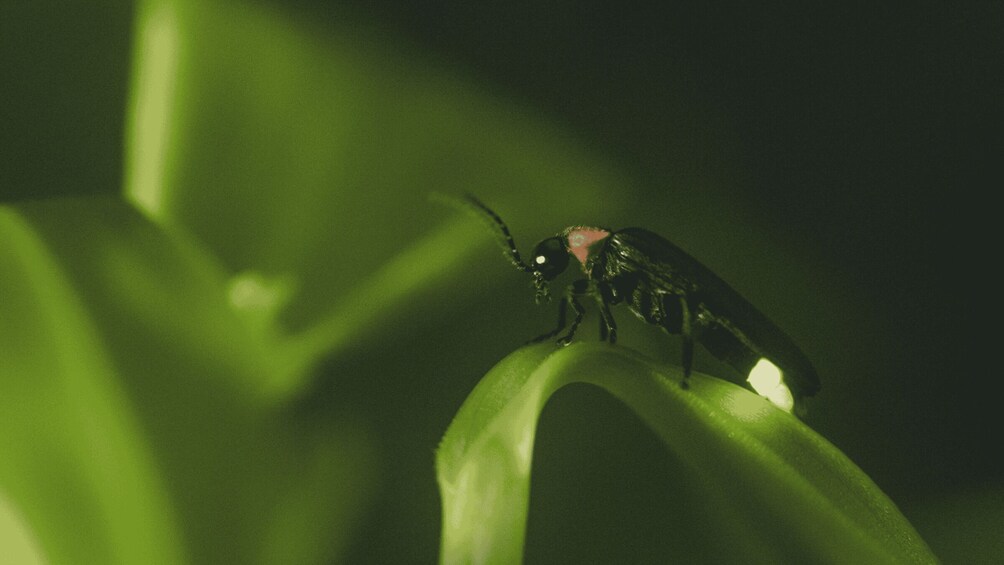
top-left (1, 1), bottom-right (998, 563)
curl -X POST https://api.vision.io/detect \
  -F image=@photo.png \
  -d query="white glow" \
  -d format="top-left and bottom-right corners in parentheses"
top-left (747, 358), bottom-right (794, 413)
top-left (535, 255), bottom-right (546, 264)
top-left (124, 3), bottom-right (179, 219)
top-left (766, 384), bottom-right (795, 413)
top-left (748, 358), bottom-right (782, 393)
top-left (723, 388), bottom-right (772, 422)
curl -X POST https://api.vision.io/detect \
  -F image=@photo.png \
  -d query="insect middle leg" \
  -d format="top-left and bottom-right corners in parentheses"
top-left (596, 282), bottom-right (618, 344)
top-left (555, 279), bottom-right (593, 346)
top-left (530, 279), bottom-right (589, 345)
top-left (556, 295), bottom-right (587, 347)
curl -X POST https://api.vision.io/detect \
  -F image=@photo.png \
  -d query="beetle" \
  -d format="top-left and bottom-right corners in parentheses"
top-left (450, 194), bottom-right (820, 411)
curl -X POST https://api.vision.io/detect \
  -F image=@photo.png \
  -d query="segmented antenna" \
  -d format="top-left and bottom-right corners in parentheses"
top-left (432, 192), bottom-right (535, 273)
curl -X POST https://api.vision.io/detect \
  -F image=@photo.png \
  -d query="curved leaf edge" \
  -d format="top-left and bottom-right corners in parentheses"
top-left (436, 343), bottom-right (937, 564)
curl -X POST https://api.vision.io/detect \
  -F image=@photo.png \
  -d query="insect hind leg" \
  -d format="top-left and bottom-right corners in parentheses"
top-left (657, 293), bottom-right (693, 388)
top-left (679, 296), bottom-right (694, 389)
top-left (597, 282), bottom-right (618, 343)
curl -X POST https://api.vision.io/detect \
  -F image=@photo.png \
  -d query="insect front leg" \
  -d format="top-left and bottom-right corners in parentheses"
top-left (555, 279), bottom-right (590, 346)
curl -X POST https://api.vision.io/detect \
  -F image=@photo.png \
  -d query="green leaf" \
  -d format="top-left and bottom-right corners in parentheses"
top-left (123, 0), bottom-right (630, 341)
top-left (436, 343), bottom-right (937, 564)
top-left (0, 203), bottom-right (187, 565)
top-left (0, 197), bottom-right (373, 564)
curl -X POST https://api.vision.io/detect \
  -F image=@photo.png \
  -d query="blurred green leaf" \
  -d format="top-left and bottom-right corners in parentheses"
top-left (437, 343), bottom-right (937, 564)
top-left (1, 197), bottom-right (372, 564)
top-left (9, 0), bottom-right (942, 562)
top-left (6, 0), bottom-right (636, 561)
top-left (0, 203), bottom-right (186, 564)
top-left (0, 492), bottom-right (46, 565)
top-left (124, 0), bottom-right (629, 340)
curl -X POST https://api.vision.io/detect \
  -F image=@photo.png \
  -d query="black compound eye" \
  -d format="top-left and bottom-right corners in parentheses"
top-left (531, 237), bottom-right (570, 280)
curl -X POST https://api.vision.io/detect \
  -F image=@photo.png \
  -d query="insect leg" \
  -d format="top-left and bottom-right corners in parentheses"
top-left (528, 297), bottom-right (568, 343)
top-left (556, 297), bottom-right (587, 346)
top-left (556, 280), bottom-right (590, 346)
top-left (679, 295), bottom-right (694, 389)
top-left (596, 282), bottom-right (618, 344)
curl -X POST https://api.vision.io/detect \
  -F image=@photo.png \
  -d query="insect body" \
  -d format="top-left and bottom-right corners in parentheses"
top-left (454, 194), bottom-right (820, 411)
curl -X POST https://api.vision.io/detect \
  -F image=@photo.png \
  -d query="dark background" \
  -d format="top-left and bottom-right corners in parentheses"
top-left (2, 1), bottom-right (999, 563)
top-left (304, 0), bottom-right (999, 525)
top-left (319, 4), bottom-right (999, 562)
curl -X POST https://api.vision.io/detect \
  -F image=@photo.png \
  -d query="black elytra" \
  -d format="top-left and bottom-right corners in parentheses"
top-left (452, 194), bottom-right (821, 404)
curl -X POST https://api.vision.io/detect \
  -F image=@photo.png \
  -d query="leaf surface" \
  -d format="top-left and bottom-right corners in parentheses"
top-left (437, 343), bottom-right (937, 564)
